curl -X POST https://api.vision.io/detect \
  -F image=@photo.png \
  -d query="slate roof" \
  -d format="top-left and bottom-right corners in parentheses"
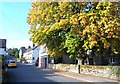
top-left (24, 46), bottom-right (38, 53)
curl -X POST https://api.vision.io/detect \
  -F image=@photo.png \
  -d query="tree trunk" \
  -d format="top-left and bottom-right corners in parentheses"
top-left (77, 58), bottom-right (83, 65)
top-left (77, 58), bottom-right (83, 74)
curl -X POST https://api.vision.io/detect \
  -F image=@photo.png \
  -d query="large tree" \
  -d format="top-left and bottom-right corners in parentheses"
top-left (8, 48), bottom-right (19, 58)
top-left (27, 1), bottom-right (120, 64)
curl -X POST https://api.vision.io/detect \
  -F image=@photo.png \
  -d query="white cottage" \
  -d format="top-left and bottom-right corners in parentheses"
top-left (32, 46), bottom-right (40, 63)
top-left (23, 48), bottom-right (33, 63)
top-left (23, 46), bottom-right (40, 63)
top-left (23, 44), bottom-right (48, 68)
top-left (38, 44), bottom-right (48, 68)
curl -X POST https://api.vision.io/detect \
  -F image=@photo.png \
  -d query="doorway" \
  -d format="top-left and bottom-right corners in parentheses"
top-left (44, 58), bottom-right (47, 68)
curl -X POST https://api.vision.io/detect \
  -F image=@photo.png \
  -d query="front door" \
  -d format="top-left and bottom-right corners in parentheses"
top-left (44, 58), bottom-right (47, 68)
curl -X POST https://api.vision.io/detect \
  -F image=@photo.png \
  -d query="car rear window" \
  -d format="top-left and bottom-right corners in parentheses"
top-left (9, 61), bottom-right (15, 63)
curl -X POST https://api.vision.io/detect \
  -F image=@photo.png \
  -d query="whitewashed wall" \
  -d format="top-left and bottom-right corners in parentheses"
top-left (19, 49), bottom-right (22, 58)
top-left (38, 45), bottom-right (48, 68)
top-left (32, 46), bottom-right (40, 63)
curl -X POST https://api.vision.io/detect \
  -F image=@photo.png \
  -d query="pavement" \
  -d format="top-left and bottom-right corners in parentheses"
top-left (42, 68), bottom-right (120, 84)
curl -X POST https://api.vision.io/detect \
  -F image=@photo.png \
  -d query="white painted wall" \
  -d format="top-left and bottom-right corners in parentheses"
top-left (39, 44), bottom-right (46, 54)
top-left (27, 50), bottom-right (33, 63)
top-left (38, 44), bottom-right (48, 68)
top-left (23, 45), bottom-right (47, 64)
top-left (23, 47), bottom-right (40, 63)
top-left (23, 50), bottom-right (33, 63)
top-left (32, 46), bottom-right (40, 63)
top-left (19, 49), bottom-right (22, 58)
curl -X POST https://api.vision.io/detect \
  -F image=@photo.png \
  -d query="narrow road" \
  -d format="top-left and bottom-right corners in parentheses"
top-left (7, 62), bottom-right (81, 82)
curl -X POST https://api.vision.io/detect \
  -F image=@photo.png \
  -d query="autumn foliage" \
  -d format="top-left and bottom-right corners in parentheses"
top-left (27, 1), bottom-right (120, 58)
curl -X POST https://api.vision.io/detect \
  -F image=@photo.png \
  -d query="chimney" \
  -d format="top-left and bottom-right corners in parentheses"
top-left (28, 46), bottom-right (31, 49)
top-left (33, 44), bottom-right (35, 47)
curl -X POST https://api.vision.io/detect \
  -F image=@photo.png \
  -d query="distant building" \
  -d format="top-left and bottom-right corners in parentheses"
top-left (0, 39), bottom-right (7, 56)
top-left (23, 44), bottom-right (49, 68)
top-left (19, 47), bottom-right (26, 58)
top-left (23, 46), bottom-right (39, 63)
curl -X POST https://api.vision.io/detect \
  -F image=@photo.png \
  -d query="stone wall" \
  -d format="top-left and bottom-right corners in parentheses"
top-left (48, 64), bottom-right (120, 81)
top-left (49, 64), bottom-right (78, 73)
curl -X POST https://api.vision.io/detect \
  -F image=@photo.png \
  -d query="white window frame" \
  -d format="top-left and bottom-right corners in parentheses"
top-left (109, 57), bottom-right (116, 64)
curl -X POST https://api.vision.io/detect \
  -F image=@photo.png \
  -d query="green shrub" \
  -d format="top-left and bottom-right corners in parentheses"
top-left (20, 57), bottom-right (25, 62)
top-left (80, 65), bottom-right (108, 69)
top-left (107, 66), bottom-right (120, 75)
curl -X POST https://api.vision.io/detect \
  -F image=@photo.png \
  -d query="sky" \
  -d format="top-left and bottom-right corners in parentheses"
top-left (0, 2), bottom-right (33, 49)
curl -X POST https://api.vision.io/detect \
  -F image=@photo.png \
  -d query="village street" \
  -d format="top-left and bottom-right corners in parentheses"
top-left (7, 62), bottom-right (83, 83)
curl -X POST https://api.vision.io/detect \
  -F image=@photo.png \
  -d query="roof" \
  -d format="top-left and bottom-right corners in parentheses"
top-left (20, 47), bottom-right (26, 53)
top-left (24, 46), bottom-right (39, 53)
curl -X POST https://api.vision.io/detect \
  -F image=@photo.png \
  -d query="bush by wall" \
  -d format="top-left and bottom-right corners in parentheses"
top-left (19, 57), bottom-right (26, 62)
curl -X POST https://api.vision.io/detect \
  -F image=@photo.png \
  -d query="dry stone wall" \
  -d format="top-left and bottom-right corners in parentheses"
top-left (48, 64), bottom-right (120, 81)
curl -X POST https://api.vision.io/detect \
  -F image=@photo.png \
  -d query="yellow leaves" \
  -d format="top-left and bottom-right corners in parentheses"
top-left (86, 34), bottom-right (98, 49)
top-left (38, 25), bottom-right (45, 31)
top-left (90, 23), bottom-right (95, 29)
top-left (82, 40), bottom-right (89, 50)
top-left (80, 18), bottom-right (86, 25)
top-left (89, 35), bottom-right (96, 41)
top-left (46, 48), bottom-right (61, 57)
top-left (78, 13), bottom-right (87, 25)
top-left (96, 2), bottom-right (112, 10)
top-left (28, 28), bottom-right (35, 34)
top-left (112, 35), bottom-right (119, 38)
top-left (108, 22), bottom-right (114, 27)
top-left (50, 49), bottom-right (56, 56)
top-left (71, 18), bottom-right (78, 25)
top-left (59, 19), bottom-right (69, 25)
top-left (70, 14), bottom-right (79, 25)
top-left (83, 25), bottom-right (91, 35)
top-left (105, 28), bottom-right (110, 33)
top-left (58, 2), bottom-right (68, 12)
top-left (83, 30), bottom-right (87, 35)
top-left (89, 16), bottom-right (94, 22)
top-left (100, 37), bottom-right (110, 49)
top-left (31, 1), bottom-right (40, 8)
top-left (89, 41), bottom-right (97, 49)
top-left (27, 7), bottom-right (38, 25)
top-left (100, 10), bottom-right (109, 16)
top-left (82, 40), bottom-right (98, 50)
top-left (101, 37), bottom-right (107, 43)
top-left (27, 1), bottom-right (120, 55)
top-left (46, 19), bottom-right (69, 34)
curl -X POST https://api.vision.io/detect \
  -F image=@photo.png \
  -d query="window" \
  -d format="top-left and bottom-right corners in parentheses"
top-left (109, 58), bottom-right (115, 64)
top-left (33, 57), bottom-right (35, 60)
top-left (41, 46), bottom-right (46, 54)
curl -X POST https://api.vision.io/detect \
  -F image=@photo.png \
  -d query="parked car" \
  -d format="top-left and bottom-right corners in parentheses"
top-left (35, 57), bottom-right (39, 66)
top-left (7, 60), bottom-right (17, 68)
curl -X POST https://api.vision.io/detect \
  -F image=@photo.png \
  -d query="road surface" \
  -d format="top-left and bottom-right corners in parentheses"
top-left (7, 62), bottom-right (82, 82)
